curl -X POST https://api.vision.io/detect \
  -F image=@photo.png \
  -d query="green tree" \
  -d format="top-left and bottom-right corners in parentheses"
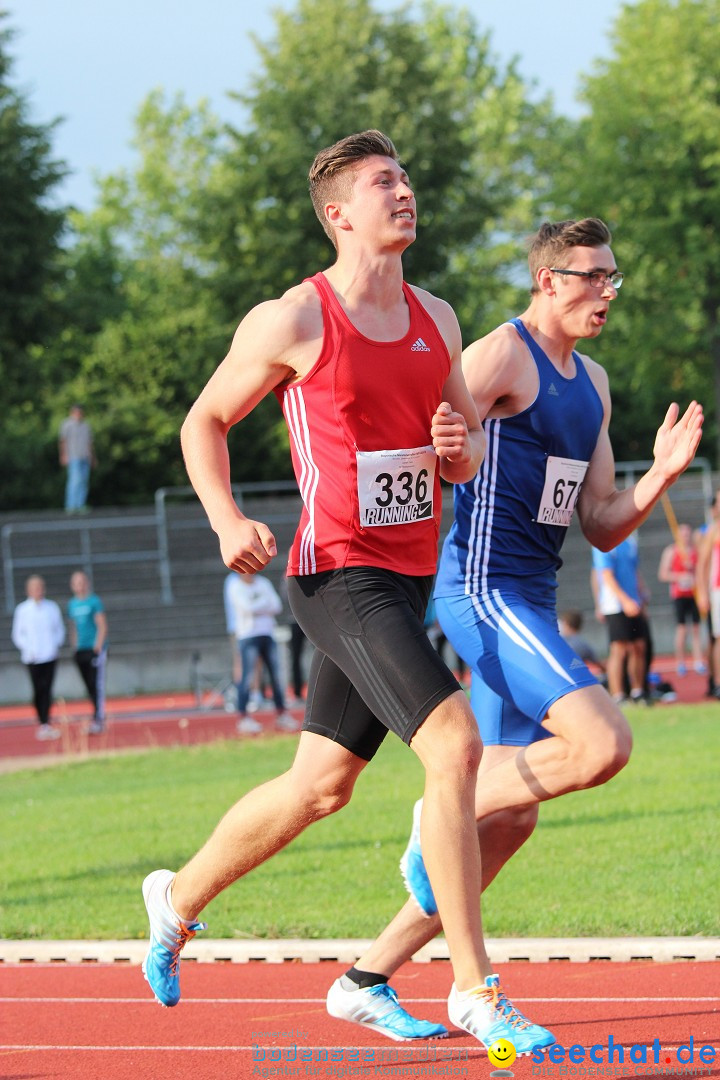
top-left (55, 94), bottom-right (237, 503)
top-left (0, 13), bottom-right (67, 508)
top-left (50, 0), bottom-right (563, 503)
top-left (205, 0), bottom-right (562, 343)
top-left (549, 0), bottom-right (720, 464)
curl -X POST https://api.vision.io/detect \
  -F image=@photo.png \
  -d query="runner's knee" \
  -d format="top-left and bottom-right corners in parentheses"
top-left (413, 702), bottom-right (483, 782)
top-left (294, 771), bottom-right (358, 820)
top-left (568, 714), bottom-right (632, 787)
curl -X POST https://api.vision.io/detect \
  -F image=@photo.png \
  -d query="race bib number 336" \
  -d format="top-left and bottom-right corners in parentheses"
top-left (536, 456), bottom-right (588, 527)
top-left (357, 445), bottom-right (436, 528)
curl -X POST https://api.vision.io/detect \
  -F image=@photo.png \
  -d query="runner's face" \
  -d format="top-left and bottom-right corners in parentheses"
top-left (338, 156), bottom-right (416, 250)
top-left (551, 244), bottom-right (619, 340)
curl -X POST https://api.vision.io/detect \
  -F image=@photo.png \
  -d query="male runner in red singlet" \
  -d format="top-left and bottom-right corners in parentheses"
top-left (696, 508), bottom-right (720, 693)
top-left (140, 130), bottom-right (554, 1052)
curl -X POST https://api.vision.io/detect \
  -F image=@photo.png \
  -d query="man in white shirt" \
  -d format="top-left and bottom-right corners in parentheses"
top-left (225, 570), bottom-right (299, 734)
top-left (11, 575), bottom-right (66, 739)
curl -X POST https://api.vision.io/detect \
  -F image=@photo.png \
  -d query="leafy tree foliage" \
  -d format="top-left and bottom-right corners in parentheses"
top-left (34, 0), bottom-right (561, 506)
top-left (549, 0), bottom-right (720, 463)
top-left (209, 0), bottom-right (561, 343)
top-left (0, 14), bottom-right (67, 507)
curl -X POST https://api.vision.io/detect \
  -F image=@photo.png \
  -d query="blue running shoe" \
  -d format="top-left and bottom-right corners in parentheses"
top-left (141, 868), bottom-right (207, 1007)
top-left (327, 977), bottom-right (448, 1041)
top-left (399, 798), bottom-right (437, 916)
top-left (448, 975), bottom-right (555, 1055)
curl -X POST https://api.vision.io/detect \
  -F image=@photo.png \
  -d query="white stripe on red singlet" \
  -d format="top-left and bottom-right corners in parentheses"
top-left (283, 386), bottom-right (319, 575)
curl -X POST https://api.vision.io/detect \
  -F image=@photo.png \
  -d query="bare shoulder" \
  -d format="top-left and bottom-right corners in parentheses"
top-left (228, 281), bottom-right (324, 378)
top-left (577, 351), bottom-right (610, 399)
top-left (239, 281), bottom-right (322, 347)
top-left (407, 283), bottom-right (456, 323)
top-left (463, 321), bottom-right (524, 377)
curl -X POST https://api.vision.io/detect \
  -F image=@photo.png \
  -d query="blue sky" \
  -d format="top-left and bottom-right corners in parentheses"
top-left (8, 0), bottom-right (628, 209)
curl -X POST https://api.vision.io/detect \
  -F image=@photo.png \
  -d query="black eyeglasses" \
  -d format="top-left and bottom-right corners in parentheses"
top-left (550, 268), bottom-right (624, 290)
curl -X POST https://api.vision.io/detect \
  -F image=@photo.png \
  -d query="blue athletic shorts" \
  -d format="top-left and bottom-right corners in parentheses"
top-left (435, 590), bottom-right (598, 747)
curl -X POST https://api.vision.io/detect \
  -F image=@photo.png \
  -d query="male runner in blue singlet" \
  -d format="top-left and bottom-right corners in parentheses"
top-left (326, 217), bottom-right (704, 1038)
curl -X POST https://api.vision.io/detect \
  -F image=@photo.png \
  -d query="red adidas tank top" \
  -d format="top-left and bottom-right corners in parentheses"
top-left (669, 544), bottom-right (696, 599)
top-left (276, 272), bottom-right (451, 577)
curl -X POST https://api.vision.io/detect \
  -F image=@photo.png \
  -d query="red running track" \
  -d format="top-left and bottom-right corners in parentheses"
top-left (0, 691), bottom-right (305, 768)
top-left (0, 660), bottom-right (713, 769)
top-left (0, 960), bottom-right (718, 1080)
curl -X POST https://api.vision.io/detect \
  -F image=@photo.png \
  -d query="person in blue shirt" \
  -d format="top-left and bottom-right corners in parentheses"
top-left (67, 571), bottom-right (108, 734)
top-left (592, 534), bottom-right (649, 704)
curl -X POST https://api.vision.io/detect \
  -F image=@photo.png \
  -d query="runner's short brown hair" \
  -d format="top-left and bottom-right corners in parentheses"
top-left (528, 218), bottom-right (612, 293)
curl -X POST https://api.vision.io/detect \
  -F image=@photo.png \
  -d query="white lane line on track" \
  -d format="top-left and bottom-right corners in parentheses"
top-left (0, 1044), bottom-right (704, 1053)
top-left (1, 996), bottom-right (717, 1004)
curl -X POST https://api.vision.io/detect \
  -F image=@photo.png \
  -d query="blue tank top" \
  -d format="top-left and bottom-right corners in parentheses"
top-left (435, 317), bottom-right (604, 603)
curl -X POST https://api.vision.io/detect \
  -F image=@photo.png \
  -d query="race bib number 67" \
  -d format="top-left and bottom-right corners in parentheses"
top-left (357, 445), bottom-right (436, 528)
top-left (536, 456), bottom-right (589, 527)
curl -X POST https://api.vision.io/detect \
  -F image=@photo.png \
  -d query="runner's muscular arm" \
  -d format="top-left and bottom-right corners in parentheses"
top-left (461, 324), bottom-right (529, 420)
top-left (420, 293), bottom-right (484, 484)
top-left (181, 291), bottom-right (319, 572)
top-left (576, 359), bottom-right (704, 551)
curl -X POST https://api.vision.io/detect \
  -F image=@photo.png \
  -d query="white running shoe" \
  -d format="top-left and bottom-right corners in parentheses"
top-left (236, 715), bottom-right (263, 735)
top-left (448, 976), bottom-right (555, 1055)
top-left (275, 712), bottom-right (300, 732)
top-left (141, 869), bottom-right (206, 1007)
top-left (327, 977), bottom-right (448, 1041)
top-left (36, 725), bottom-right (60, 740)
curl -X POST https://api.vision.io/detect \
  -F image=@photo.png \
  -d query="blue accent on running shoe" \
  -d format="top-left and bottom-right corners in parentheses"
top-left (327, 978), bottom-right (448, 1041)
top-left (399, 799), bottom-right (437, 916)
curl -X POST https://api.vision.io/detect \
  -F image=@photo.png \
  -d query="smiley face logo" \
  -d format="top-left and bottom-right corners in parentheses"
top-left (488, 1039), bottom-right (516, 1069)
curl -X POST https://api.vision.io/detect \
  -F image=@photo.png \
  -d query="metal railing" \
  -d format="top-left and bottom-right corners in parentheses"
top-left (2, 463), bottom-right (713, 615)
top-left (1, 514), bottom-right (168, 613)
top-left (2, 482), bottom-right (302, 614)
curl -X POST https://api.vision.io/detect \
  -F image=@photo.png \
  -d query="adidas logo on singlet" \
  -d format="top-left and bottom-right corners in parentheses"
top-left (548, 382), bottom-right (560, 396)
top-left (570, 657), bottom-right (585, 669)
top-left (411, 337), bottom-right (431, 352)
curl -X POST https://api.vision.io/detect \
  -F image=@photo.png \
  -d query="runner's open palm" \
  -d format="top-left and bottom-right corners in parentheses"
top-left (652, 401), bottom-right (703, 481)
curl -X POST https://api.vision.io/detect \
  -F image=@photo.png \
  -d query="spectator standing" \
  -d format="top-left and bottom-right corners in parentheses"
top-left (658, 523), bottom-right (705, 676)
top-left (695, 492), bottom-right (720, 694)
top-left (223, 569), bottom-right (244, 687)
top-left (67, 571), bottom-right (108, 734)
top-left (59, 405), bottom-right (94, 513)
top-left (695, 501), bottom-right (720, 699)
top-left (11, 575), bottom-right (65, 739)
top-left (226, 570), bottom-right (299, 734)
top-left (593, 534), bottom-right (649, 704)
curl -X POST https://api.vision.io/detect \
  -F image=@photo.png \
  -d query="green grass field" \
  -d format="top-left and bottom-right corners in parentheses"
top-left (2, 703), bottom-right (718, 941)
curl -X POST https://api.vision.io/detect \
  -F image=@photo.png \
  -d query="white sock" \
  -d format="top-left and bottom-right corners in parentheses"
top-left (455, 976), bottom-right (495, 999)
top-left (164, 877), bottom-right (195, 927)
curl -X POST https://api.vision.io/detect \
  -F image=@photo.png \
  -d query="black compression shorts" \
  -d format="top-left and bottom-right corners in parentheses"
top-left (673, 596), bottom-right (699, 625)
top-left (605, 611), bottom-right (648, 643)
top-left (287, 567), bottom-right (461, 761)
